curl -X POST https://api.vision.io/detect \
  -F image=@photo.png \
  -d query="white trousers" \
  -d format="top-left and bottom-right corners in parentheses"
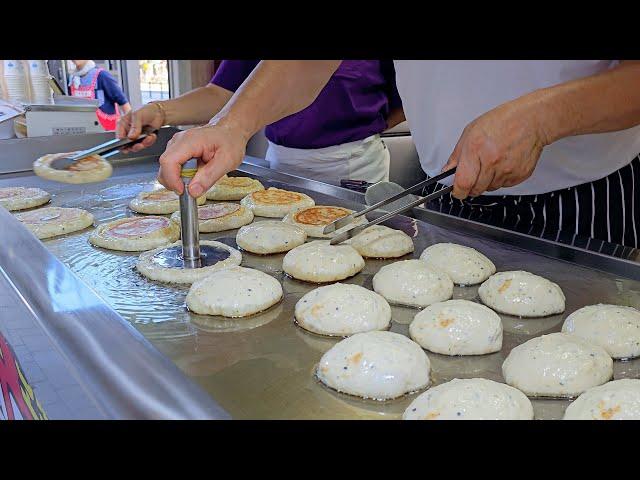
top-left (265, 134), bottom-right (390, 186)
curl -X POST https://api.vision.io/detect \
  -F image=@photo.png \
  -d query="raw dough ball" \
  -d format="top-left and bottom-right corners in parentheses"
top-left (283, 240), bottom-right (364, 283)
top-left (283, 205), bottom-right (366, 238)
top-left (564, 379), bottom-right (640, 420)
top-left (240, 187), bottom-right (314, 218)
top-left (420, 243), bottom-right (495, 285)
top-left (171, 202), bottom-right (253, 233)
top-left (129, 188), bottom-right (206, 214)
top-left (89, 216), bottom-right (179, 251)
top-left (479, 270), bottom-right (565, 317)
top-left (403, 378), bottom-right (534, 420)
top-left (372, 259), bottom-right (453, 308)
top-left (236, 220), bottom-right (307, 254)
top-left (0, 187), bottom-right (50, 211)
top-left (186, 266), bottom-right (282, 317)
top-left (316, 331), bottom-right (431, 400)
top-left (502, 332), bottom-right (613, 398)
top-left (136, 240), bottom-right (242, 284)
top-left (15, 206), bottom-right (94, 239)
top-left (346, 225), bottom-right (414, 258)
top-left (295, 283), bottom-right (391, 336)
top-left (562, 304), bottom-right (640, 359)
top-left (206, 174), bottom-right (265, 200)
top-left (409, 299), bottom-right (503, 355)
top-left (34, 152), bottom-right (112, 184)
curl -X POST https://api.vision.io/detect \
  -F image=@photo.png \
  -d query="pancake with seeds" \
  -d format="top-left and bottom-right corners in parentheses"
top-left (240, 187), bottom-right (314, 218)
top-left (129, 187), bottom-right (206, 214)
top-left (34, 152), bottom-right (112, 184)
top-left (15, 206), bottom-right (94, 239)
top-left (283, 205), bottom-right (366, 238)
top-left (206, 174), bottom-right (265, 200)
top-left (171, 202), bottom-right (253, 232)
top-left (89, 216), bottom-right (179, 251)
top-left (0, 186), bottom-right (50, 211)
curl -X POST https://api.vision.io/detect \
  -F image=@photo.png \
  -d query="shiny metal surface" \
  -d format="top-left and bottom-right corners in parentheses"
top-left (0, 205), bottom-right (230, 419)
top-left (3, 159), bottom-right (640, 419)
top-left (324, 167), bottom-right (456, 234)
top-left (152, 245), bottom-right (231, 269)
top-left (49, 129), bottom-right (157, 170)
top-left (329, 185), bottom-right (454, 245)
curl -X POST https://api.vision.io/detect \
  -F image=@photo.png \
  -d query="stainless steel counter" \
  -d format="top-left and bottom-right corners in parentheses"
top-left (4, 125), bottom-right (640, 419)
top-left (2, 147), bottom-right (640, 419)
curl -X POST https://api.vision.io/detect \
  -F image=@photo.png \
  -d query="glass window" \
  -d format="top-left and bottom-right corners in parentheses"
top-left (139, 60), bottom-right (170, 104)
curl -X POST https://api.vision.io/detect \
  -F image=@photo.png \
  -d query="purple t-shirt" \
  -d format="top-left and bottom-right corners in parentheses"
top-left (211, 60), bottom-right (402, 149)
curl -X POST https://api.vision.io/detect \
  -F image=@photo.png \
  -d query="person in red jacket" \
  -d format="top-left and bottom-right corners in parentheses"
top-left (69, 60), bottom-right (131, 131)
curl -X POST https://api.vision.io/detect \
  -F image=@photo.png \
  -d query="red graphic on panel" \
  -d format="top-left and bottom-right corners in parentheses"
top-left (0, 332), bottom-right (47, 420)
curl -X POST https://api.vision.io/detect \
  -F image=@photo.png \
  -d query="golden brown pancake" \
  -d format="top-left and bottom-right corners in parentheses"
top-left (293, 206), bottom-right (350, 226)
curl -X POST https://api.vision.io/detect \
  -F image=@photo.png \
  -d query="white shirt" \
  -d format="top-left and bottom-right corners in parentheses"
top-left (394, 60), bottom-right (640, 195)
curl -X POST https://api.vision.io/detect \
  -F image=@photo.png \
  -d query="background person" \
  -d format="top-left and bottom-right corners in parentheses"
top-left (117, 60), bottom-right (404, 186)
top-left (69, 60), bottom-right (131, 131)
top-left (155, 60), bottom-right (640, 248)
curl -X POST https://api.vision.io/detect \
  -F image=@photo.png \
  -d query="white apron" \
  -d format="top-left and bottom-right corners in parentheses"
top-left (265, 134), bottom-right (390, 186)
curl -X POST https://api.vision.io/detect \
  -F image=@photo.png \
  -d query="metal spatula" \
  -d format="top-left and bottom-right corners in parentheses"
top-left (323, 167), bottom-right (456, 236)
top-left (49, 128), bottom-right (158, 170)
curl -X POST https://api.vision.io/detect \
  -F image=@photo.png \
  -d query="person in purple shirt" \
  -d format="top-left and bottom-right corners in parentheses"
top-left (117, 60), bottom-right (404, 185)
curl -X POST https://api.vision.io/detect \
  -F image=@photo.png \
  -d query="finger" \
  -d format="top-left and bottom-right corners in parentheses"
top-left (441, 134), bottom-right (465, 173)
top-left (469, 160), bottom-right (496, 197)
top-left (116, 120), bottom-right (127, 139)
top-left (157, 139), bottom-right (195, 194)
top-left (452, 148), bottom-right (481, 200)
top-left (190, 152), bottom-right (233, 198)
top-left (127, 111), bottom-right (142, 140)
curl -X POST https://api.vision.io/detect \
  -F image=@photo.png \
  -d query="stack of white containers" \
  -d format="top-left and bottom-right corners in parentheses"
top-left (27, 60), bottom-right (54, 104)
top-left (0, 60), bottom-right (30, 104)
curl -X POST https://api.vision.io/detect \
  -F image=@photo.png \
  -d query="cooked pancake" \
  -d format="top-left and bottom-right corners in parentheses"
top-left (34, 152), bottom-right (113, 184)
top-left (479, 270), bottom-right (565, 317)
top-left (15, 206), bottom-right (94, 239)
top-left (0, 186), bottom-right (50, 211)
top-left (502, 332), bottom-right (613, 397)
top-left (129, 188), bottom-right (206, 214)
top-left (295, 283), bottom-right (391, 336)
top-left (372, 259), bottom-right (453, 308)
top-left (206, 174), bottom-right (265, 200)
top-left (316, 331), bottom-right (431, 400)
top-left (136, 240), bottom-right (242, 284)
top-left (403, 378), bottom-right (534, 420)
top-left (346, 225), bottom-right (414, 258)
top-left (282, 240), bottom-right (365, 283)
top-left (564, 379), bottom-right (640, 420)
top-left (171, 202), bottom-right (253, 233)
top-left (240, 187), bottom-right (315, 218)
top-left (236, 220), bottom-right (307, 254)
top-left (420, 243), bottom-right (495, 285)
top-left (283, 205), bottom-right (366, 238)
top-left (89, 216), bottom-right (179, 251)
top-left (561, 304), bottom-right (640, 359)
top-left (186, 266), bottom-right (283, 317)
top-left (409, 299), bottom-right (503, 355)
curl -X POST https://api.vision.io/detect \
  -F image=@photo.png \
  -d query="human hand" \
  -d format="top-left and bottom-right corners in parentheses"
top-left (442, 96), bottom-right (549, 199)
top-left (115, 102), bottom-right (165, 153)
top-left (157, 122), bottom-right (248, 197)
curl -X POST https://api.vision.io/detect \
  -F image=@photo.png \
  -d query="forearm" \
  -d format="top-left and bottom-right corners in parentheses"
top-left (531, 61), bottom-right (640, 144)
top-left (120, 102), bottom-right (131, 114)
top-left (211, 60), bottom-right (341, 140)
top-left (386, 107), bottom-right (406, 130)
top-left (160, 84), bottom-right (233, 126)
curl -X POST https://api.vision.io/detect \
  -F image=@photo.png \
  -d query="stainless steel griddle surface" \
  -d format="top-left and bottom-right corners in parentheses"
top-left (3, 162), bottom-right (640, 420)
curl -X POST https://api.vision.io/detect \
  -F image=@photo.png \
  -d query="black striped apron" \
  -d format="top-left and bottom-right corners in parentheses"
top-left (423, 155), bottom-right (640, 249)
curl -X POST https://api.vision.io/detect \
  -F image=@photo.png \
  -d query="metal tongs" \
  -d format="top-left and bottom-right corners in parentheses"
top-left (326, 167), bottom-right (457, 245)
top-left (49, 128), bottom-right (159, 170)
